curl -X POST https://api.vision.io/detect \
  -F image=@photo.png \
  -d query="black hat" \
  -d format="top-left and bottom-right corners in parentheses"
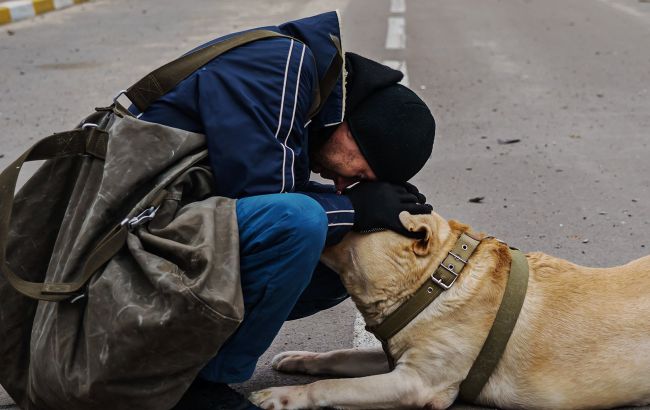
top-left (345, 53), bottom-right (435, 182)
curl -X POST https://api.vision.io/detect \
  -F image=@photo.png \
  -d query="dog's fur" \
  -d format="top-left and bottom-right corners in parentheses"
top-left (250, 211), bottom-right (650, 409)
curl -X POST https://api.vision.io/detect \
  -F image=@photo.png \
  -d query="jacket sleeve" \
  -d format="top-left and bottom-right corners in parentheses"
top-left (298, 181), bottom-right (355, 246)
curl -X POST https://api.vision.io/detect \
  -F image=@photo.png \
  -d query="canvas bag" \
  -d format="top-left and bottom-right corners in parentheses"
top-left (0, 30), bottom-right (311, 410)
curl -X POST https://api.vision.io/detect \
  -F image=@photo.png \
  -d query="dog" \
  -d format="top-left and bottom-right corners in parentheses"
top-left (249, 210), bottom-right (650, 409)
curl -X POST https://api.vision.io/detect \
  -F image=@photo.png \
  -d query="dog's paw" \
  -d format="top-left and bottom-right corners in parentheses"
top-left (249, 386), bottom-right (310, 409)
top-left (272, 351), bottom-right (321, 375)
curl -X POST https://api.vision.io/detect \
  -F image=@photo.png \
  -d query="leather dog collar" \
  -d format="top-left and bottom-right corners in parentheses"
top-left (365, 232), bottom-right (530, 404)
top-left (366, 232), bottom-right (481, 342)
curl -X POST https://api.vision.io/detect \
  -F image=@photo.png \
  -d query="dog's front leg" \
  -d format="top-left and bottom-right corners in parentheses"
top-left (272, 347), bottom-right (389, 377)
top-left (250, 369), bottom-right (448, 410)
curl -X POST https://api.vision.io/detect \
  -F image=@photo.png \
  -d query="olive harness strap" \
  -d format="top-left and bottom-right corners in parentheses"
top-left (1, 29), bottom-right (344, 302)
top-left (365, 233), bottom-right (530, 403)
top-left (458, 247), bottom-right (529, 402)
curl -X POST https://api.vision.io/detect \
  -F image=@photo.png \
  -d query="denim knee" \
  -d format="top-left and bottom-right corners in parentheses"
top-left (236, 193), bottom-right (328, 293)
top-left (273, 193), bottom-right (328, 252)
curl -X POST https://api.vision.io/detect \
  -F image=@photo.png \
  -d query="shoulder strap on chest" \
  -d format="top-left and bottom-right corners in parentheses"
top-left (125, 29), bottom-right (292, 112)
top-left (126, 29), bottom-right (343, 121)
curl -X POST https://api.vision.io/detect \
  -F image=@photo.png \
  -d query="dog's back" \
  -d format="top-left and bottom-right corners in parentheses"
top-left (485, 252), bottom-right (650, 409)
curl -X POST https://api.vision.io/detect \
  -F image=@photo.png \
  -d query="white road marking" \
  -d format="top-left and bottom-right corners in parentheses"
top-left (351, 3), bottom-right (413, 351)
top-left (353, 312), bottom-right (381, 348)
top-left (352, 1), bottom-right (413, 353)
top-left (597, 0), bottom-right (648, 20)
top-left (386, 16), bottom-right (406, 49)
top-left (390, 0), bottom-right (406, 13)
top-left (382, 60), bottom-right (410, 87)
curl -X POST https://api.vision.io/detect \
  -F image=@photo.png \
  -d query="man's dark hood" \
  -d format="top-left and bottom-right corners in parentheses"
top-left (344, 52), bottom-right (404, 116)
top-left (279, 12), bottom-right (404, 129)
top-left (278, 11), bottom-right (346, 128)
top-left (308, 52), bottom-right (405, 154)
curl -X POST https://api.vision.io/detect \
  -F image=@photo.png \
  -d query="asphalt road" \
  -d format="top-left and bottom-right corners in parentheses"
top-left (1, 0), bottom-right (649, 408)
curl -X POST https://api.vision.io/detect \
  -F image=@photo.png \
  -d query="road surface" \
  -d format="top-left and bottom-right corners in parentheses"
top-left (1, 0), bottom-right (649, 408)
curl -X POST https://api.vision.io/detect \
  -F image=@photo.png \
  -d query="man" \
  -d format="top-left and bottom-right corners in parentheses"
top-left (132, 11), bottom-right (436, 410)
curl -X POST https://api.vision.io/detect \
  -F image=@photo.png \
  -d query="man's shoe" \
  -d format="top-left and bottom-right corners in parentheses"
top-left (172, 378), bottom-right (262, 410)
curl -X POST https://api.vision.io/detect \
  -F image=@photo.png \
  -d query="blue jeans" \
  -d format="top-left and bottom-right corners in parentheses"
top-left (199, 193), bottom-right (348, 383)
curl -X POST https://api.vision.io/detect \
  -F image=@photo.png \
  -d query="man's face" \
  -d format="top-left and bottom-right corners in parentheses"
top-left (310, 121), bottom-right (377, 193)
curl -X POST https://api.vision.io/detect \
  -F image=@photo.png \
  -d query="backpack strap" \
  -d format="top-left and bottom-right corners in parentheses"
top-left (0, 128), bottom-right (114, 301)
top-left (126, 29), bottom-right (344, 120)
top-left (126, 29), bottom-right (291, 113)
top-left (306, 34), bottom-right (344, 120)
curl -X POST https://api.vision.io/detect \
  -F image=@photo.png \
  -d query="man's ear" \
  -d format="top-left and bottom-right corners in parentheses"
top-left (399, 211), bottom-right (435, 256)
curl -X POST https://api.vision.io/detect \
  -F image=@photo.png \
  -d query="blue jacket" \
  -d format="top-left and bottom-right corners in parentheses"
top-left (134, 11), bottom-right (354, 245)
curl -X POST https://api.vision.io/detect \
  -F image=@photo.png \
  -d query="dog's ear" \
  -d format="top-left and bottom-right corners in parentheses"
top-left (399, 211), bottom-right (435, 256)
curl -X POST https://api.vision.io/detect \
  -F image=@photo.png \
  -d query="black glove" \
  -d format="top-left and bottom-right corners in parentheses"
top-left (403, 181), bottom-right (427, 204)
top-left (345, 181), bottom-right (433, 239)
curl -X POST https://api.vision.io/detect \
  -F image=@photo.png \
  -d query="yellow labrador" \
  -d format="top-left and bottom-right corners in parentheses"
top-left (250, 211), bottom-right (650, 409)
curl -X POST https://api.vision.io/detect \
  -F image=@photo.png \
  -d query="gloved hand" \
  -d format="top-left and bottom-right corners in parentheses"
top-left (345, 181), bottom-right (433, 239)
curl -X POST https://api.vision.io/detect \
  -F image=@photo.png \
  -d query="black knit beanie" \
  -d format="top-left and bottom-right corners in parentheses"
top-left (345, 53), bottom-right (435, 182)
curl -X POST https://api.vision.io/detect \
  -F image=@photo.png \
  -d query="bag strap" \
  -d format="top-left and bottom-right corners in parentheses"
top-left (306, 34), bottom-right (344, 119)
top-left (126, 29), bottom-right (291, 113)
top-left (126, 29), bottom-right (344, 120)
top-left (0, 128), bottom-right (115, 301)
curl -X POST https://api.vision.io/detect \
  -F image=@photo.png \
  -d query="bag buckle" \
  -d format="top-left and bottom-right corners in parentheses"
top-left (113, 89), bottom-right (128, 103)
top-left (121, 206), bottom-right (160, 231)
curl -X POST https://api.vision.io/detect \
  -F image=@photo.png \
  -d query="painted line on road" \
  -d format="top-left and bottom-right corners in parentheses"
top-left (390, 0), bottom-right (405, 13)
top-left (352, 313), bottom-right (381, 349)
top-left (351, 60), bottom-right (409, 349)
top-left (0, 0), bottom-right (87, 26)
top-left (597, 0), bottom-right (649, 21)
top-left (385, 16), bottom-right (406, 49)
top-left (351, 5), bottom-right (411, 350)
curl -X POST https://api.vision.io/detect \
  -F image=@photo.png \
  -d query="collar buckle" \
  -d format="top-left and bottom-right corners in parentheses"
top-left (432, 263), bottom-right (459, 289)
top-left (448, 251), bottom-right (468, 264)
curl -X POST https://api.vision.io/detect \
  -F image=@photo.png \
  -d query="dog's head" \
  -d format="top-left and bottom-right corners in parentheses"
top-left (321, 211), bottom-right (452, 315)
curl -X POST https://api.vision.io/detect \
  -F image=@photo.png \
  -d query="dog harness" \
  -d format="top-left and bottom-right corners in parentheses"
top-left (365, 232), bottom-right (530, 403)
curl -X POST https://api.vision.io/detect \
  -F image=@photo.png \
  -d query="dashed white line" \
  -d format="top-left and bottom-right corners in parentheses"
top-left (597, 0), bottom-right (649, 21)
top-left (352, 313), bottom-right (381, 349)
top-left (390, 0), bottom-right (406, 13)
top-left (352, 0), bottom-right (409, 348)
top-left (351, 2), bottom-right (412, 351)
top-left (386, 16), bottom-right (406, 49)
top-left (350, 59), bottom-right (410, 349)
top-left (382, 60), bottom-right (410, 87)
